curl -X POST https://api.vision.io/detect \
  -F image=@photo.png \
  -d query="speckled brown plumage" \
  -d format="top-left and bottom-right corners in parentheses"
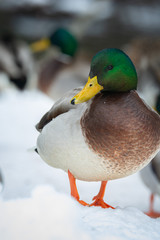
top-left (81, 90), bottom-right (160, 179)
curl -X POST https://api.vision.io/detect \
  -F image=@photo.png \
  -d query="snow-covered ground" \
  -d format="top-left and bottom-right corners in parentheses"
top-left (0, 88), bottom-right (160, 240)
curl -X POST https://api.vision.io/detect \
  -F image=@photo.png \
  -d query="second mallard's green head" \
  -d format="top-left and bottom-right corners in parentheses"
top-left (71, 48), bottom-right (138, 105)
top-left (31, 28), bottom-right (78, 57)
top-left (49, 28), bottom-right (78, 57)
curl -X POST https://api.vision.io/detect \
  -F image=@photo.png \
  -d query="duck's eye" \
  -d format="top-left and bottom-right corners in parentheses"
top-left (89, 84), bottom-right (93, 87)
top-left (106, 65), bottom-right (113, 71)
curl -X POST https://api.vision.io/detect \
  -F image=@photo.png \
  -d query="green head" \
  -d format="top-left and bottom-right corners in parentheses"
top-left (71, 48), bottom-right (138, 105)
top-left (31, 28), bottom-right (78, 57)
top-left (89, 48), bottom-right (137, 92)
top-left (50, 28), bottom-right (78, 57)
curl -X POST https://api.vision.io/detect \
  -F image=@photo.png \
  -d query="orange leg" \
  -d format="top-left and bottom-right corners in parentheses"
top-left (68, 170), bottom-right (89, 206)
top-left (90, 181), bottom-right (115, 209)
top-left (145, 194), bottom-right (160, 218)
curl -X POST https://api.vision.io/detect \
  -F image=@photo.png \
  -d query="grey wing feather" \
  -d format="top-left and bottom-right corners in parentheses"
top-left (36, 87), bottom-right (83, 131)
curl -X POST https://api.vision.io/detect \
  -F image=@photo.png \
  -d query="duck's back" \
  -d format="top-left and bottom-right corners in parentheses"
top-left (81, 90), bottom-right (160, 178)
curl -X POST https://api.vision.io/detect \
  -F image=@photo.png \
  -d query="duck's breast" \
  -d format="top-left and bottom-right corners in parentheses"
top-left (81, 90), bottom-right (160, 178)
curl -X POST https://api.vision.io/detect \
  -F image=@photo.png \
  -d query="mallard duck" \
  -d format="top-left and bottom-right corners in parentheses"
top-left (36, 48), bottom-right (160, 208)
top-left (31, 28), bottom-right (78, 57)
top-left (140, 94), bottom-right (160, 218)
top-left (31, 28), bottom-right (80, 98)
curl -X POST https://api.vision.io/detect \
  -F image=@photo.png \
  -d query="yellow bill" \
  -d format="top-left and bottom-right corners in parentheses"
top-left (30, 38), bottom-right (51, 52)
top-left (71, 76), bottom-right (103, 105)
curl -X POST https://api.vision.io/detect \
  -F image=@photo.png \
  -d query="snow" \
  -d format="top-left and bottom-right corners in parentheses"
top-left (1, 186), bottom-right (160, 240)
top-left (0, 88), bottom-right (160, 240)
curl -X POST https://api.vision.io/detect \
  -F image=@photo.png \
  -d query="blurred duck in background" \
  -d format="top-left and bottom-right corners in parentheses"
top-left (31, 28), bottom-right (78, 57)
top-left (31, 28), bottom-right (88, 101)
top-left (0, 34), bottom-right (36, 91)
top-left (140, 94), bottom-right (160, 218)
top-left (126, 38), bottom-right (160, 108)
top-left (127, 40), bottom-right (160, 218)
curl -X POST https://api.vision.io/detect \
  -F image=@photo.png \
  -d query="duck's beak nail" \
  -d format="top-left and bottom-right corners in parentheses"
top-left (71, 98), bottom-right (75, 105)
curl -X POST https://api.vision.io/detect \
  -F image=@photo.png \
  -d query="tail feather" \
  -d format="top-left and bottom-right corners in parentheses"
top-left (35, 148), bottom-right (39, 154)
top-left (27, 147), bottom-right (39, 154)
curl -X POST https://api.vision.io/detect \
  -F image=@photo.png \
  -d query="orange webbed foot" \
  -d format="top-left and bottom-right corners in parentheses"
top-left (145, 194), bottom-right (160, 218)
top-left (68, 171), bottom-right (115, 208)
top-left (145, 211), bottom-right (160, 218)
top-left (90, 197), bottom-right (115, 209)
top-left (89, 181), bottom-right (115, 209)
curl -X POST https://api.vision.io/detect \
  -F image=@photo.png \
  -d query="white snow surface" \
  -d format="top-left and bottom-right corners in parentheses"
top-left (0, 88), bottom-right (160, 240)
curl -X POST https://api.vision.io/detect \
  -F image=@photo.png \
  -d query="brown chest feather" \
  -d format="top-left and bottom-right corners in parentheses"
top-left (81, 91), bottom-right (160, 171)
